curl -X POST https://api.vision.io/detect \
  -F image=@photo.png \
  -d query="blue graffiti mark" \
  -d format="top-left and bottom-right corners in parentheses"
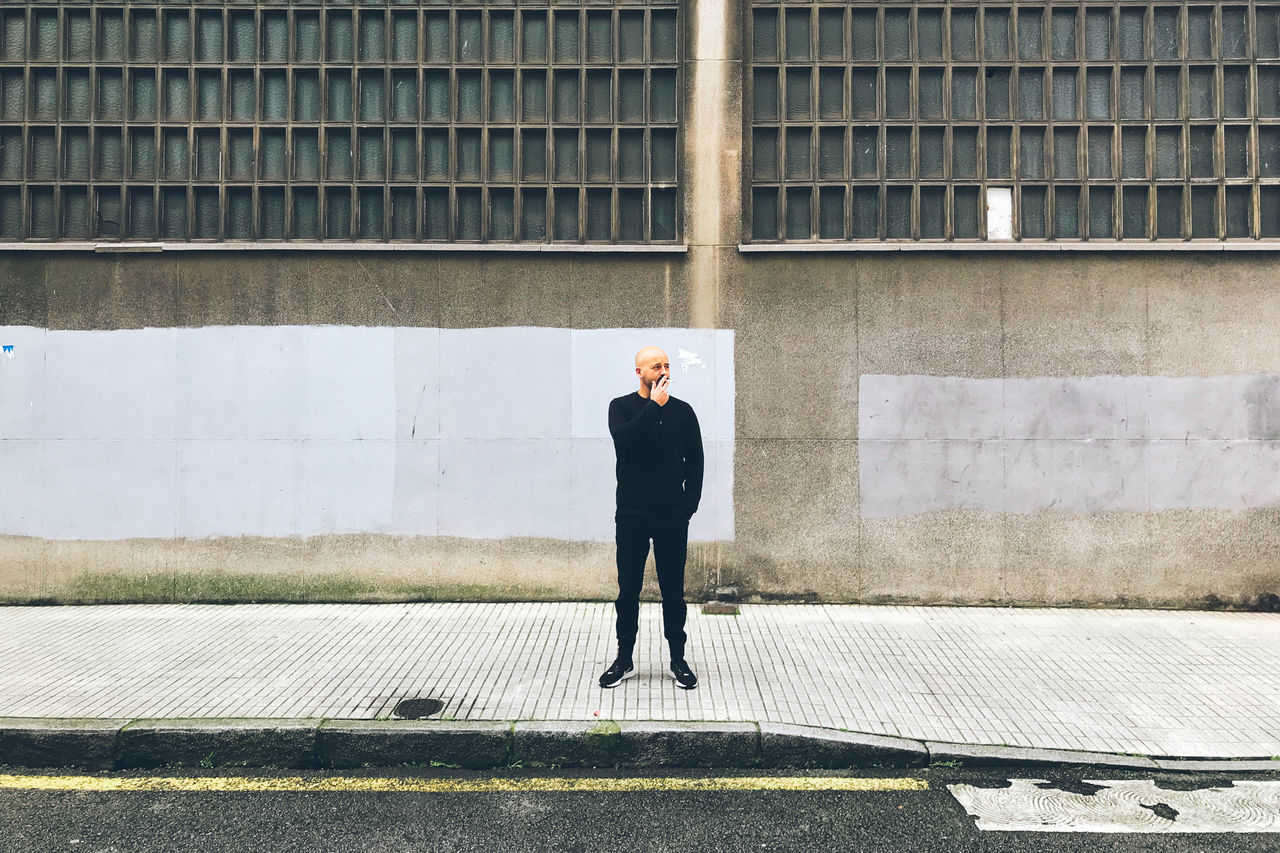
top-left (1, 345), bottom-right (12, 355)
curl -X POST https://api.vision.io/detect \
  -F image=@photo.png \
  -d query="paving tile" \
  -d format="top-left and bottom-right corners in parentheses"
top-left (0, 604), bottom-right (1277, 758)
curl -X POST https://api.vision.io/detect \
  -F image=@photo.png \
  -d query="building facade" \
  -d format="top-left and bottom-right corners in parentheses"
top-left (1, 0), bottom-right (1278, 606)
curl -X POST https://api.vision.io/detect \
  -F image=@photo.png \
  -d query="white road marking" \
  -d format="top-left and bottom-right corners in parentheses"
top-left (949, 779), bottom-right (1280, 833)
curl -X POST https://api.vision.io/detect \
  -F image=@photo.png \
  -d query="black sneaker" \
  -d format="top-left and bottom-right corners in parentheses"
top-left (670, 659), bottom-right (698, 690)
top-left (599, 658), bottom-right (635, 688)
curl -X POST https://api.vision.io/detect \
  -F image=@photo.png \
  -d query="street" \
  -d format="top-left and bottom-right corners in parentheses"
top-left (3, 767), bottom-right (1279, 852)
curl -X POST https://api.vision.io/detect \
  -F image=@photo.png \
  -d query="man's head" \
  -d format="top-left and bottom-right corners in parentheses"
top-left (634, 346), bottom-right (670, 392)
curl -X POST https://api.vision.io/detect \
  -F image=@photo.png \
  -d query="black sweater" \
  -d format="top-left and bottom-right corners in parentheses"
top-left (608, 392), bottom-right (704, 520)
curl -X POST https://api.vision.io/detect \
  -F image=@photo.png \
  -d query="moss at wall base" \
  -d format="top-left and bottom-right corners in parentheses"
top-left (5, 571), bottom-right (568, 605)
top-left (0, 513), bottom-right (1276, 607)
top-left (0, 534), bottom-right (714, 605)
top-left (4, 570), bottom-right (1277, 610)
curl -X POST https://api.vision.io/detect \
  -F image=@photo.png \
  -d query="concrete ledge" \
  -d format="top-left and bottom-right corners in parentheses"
top-left (0, 718), bottom-right (1265, 773)
top-left (1152, 758), bottom-right (1280, 773)
top-left (0, 718), bottom-right (127, 770)
top-left (512, 721), bottom-right (626, 768)
top-left (319, 720), bottom-right (511, 769)
top-left (617, 721), bottom-right (758, 768)
top-left (117, 719), bottom-right (319, 769)
top-left (759, 723), bottom-right (927, 769)
top-left (0, 242), bottom-right (688, 254)
top-left (738, 241), bottom-right (1280, 253)
top-left (926, 742), bottom-right (1161, 771)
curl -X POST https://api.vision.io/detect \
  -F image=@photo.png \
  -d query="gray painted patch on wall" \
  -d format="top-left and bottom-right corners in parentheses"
top-left (0, 326), bottom-right (734, 543)
top-left (1247, 375), bottom-right (1280, 440)
top-left (860, 374), bottom-right (1280, 517)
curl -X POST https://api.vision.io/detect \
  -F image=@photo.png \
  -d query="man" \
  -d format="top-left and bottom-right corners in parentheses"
top-left (599, 345), bottom-right (703, 690)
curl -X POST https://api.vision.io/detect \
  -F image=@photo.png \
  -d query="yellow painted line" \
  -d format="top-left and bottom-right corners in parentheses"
top-left (0, 774), bottom-right (928, 793)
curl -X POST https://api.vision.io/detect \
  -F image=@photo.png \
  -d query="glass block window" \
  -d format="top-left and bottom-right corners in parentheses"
top-left (748, 1), bottom-right (1280, 242)
top-left (0, 0), bottom-right (679, 243)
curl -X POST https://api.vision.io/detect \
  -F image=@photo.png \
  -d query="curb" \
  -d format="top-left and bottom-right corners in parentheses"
top-left (1, 717), bottom-right (1276, 773)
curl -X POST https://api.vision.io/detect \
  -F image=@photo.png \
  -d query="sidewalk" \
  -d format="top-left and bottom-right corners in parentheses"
top-left (1, 603), bottom-right (1278, 771)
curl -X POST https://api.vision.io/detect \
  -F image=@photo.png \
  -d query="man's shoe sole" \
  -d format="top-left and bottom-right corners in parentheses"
top-left (670, 671), bottom-right (697, 690)
top-left (600, 668), bottom-right (636, 688)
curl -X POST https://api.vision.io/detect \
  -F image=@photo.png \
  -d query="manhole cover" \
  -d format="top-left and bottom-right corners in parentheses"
top-left (392, 698), bottom-right (444, 719)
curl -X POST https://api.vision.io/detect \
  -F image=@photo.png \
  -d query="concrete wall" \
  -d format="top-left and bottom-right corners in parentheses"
top-left (1, 0), bottom-right (1277, 607)
top-left (723, 252), bottom-right (1280, 609)
top-left (1, 250), bottom-right (1279, 607)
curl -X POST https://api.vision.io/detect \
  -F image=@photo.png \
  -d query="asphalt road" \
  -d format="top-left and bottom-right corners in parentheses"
top-left (2, 767), bottom-right (1278, 852)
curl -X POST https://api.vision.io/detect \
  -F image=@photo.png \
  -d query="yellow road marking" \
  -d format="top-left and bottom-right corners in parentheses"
top-left (0, 774), bottom-right (928, 793)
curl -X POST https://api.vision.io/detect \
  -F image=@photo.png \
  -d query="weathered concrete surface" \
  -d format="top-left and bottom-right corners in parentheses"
top-left (3, 716), bottom-right (1273, 772)
top-left (758, 723), bottom-right (927, 769)
top-left (318, 720), bottom-right (510, 770)
top-left (0, 718), bottom-right (127, 770)
top-left (725, 439), bottom-right (861, 600)
top-left (4, 251), bottom-right (1280, 605)
top-left (684, 0), bottom-right (742, 332)
top-left (617, 721), bottom-right (758, 768)
top-left (1149, 255), bottom-right (1280, 375)
top-left (1001, 255), bottom-right (1149, 377)
top-left (1152, 759), bottom-right (1280, 772)
top-left (117, 718), bottom-right (317, 769)
top-left (858, 511), bottom-right (1004, 604)
top-left (925, 742), bottom-right (1161, 771)
top-left (0, 533), bottom-right (733, 604)
top-left (511, 720), bottom-right (758, 768)
top-left (719, 253), bottom-right (1280, 607)
top-left (511, 720), bottom-right (627, 768)
top-left (0, 256), bottom-right (47, 328)
top-left (0, 536), bottom-right (606, 603)
top-left (722, 255), bottom-right (860, 440)
top-left (44, 254), bottom-right (181, 330)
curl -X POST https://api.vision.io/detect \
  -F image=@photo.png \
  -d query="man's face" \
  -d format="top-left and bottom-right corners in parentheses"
top-left (637, 353), bottom-right (671, 390)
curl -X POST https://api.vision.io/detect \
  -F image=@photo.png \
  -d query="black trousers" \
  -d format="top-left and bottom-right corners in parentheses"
top-left (614, 515), bottom-right (689, 661)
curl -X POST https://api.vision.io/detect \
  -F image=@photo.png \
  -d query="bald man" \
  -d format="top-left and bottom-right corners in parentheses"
top-left (600, 346), bottom-right (704, 690)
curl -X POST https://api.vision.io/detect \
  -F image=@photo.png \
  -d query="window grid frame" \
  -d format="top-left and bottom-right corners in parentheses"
top-left (745, 0), bottom-right (1280, 243)
top-left (0, 0), bottom-right (682, 245)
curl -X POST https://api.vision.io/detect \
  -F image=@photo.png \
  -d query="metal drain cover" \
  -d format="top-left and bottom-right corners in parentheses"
top-left (392, 698), bottom-right (444, 719)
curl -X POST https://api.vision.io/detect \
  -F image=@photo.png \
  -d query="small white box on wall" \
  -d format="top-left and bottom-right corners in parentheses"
top-left (986, 187), bottom-right (1013, 240)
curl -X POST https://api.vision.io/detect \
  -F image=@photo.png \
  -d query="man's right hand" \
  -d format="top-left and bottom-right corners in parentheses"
top-left (651, 376), bottom-right (670, 406)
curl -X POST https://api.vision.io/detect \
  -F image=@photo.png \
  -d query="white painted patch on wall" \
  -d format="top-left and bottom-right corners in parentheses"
top-left (859, 374), bottom-right (1280, 517)
top-left (950, 779), bottom-right (1280, 833)
top-left (0, 326), bottom-right (734, 543)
